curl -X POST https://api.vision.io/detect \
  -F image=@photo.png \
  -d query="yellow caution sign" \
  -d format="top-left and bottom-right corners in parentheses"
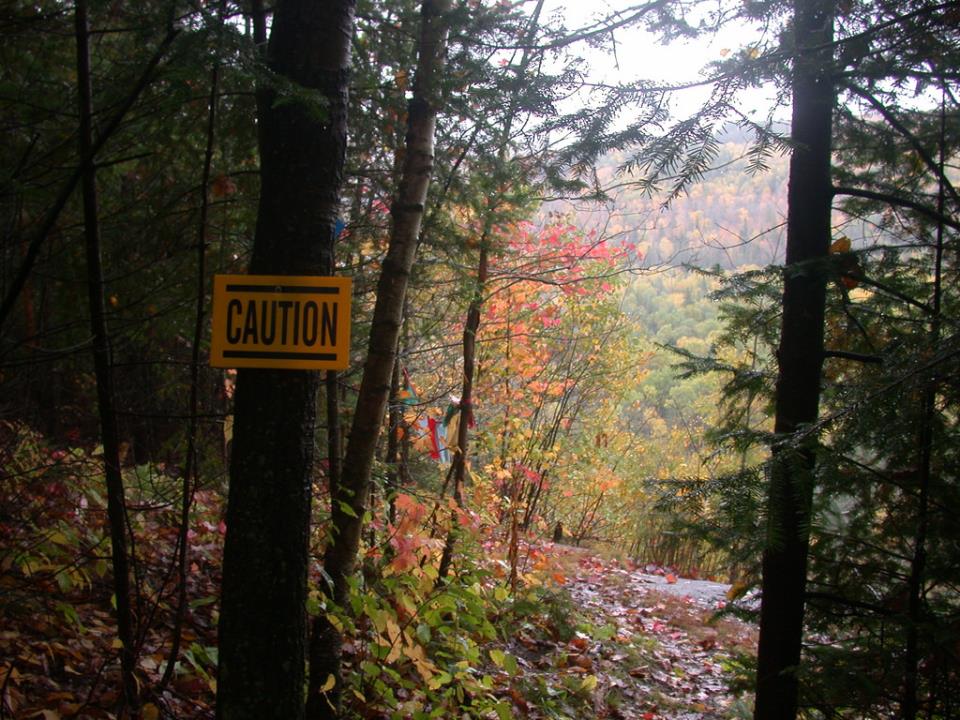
top-left (210, 274), bottom-right (351, 370)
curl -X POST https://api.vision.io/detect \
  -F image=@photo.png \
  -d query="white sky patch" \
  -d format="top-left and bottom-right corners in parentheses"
top-left (543, 0), bottom-right (788, 123)
top-left (532, 1), bottom-right (794, 265)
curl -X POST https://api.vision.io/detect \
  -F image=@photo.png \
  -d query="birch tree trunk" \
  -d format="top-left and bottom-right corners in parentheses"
top-left (308, 2), bottom-right (451, 716)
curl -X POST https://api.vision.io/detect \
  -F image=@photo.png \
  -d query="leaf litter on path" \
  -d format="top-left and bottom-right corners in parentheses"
top-left (536, 546), bottom-right (757, 719)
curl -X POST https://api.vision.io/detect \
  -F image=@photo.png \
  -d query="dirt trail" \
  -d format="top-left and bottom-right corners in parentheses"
top-left (552, 547), bottom-right (757, 719)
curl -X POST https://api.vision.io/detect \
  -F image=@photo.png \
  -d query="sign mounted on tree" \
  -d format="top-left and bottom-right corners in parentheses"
top-left (210, 274), bottom-right (351, 370)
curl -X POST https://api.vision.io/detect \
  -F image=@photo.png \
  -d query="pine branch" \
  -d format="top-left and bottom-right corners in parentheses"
top-left (823, 349), bottom-right (882, 364)
top-left (843, 82), bottom-right (960, 209)
top-left (832, 185), bottom-right (960, 231)
top-left (0, 24), bottom-right (180, 334)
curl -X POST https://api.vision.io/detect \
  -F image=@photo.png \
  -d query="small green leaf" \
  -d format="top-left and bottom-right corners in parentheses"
top-left (416, 623), bottom-right (432, 644)
top-left (579, 674), bottom-right (598, 692)
top-left (189, 595), bottom-right (217, 609)
top-left (306, 592), bottom-right (324, 617)
top-left (427, 670), bottom-right (451, 689)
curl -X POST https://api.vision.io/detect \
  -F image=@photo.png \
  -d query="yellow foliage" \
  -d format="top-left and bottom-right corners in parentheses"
top-left (830, 235), bottom-right (852, 254)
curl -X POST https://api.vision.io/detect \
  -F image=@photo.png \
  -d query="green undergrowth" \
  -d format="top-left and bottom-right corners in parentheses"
top-left (318, 536), bottom-right (611, 719)
top-left (1, 430), bottom-right (752, 719)
top-left (320, 535), bottom-right (756, 719)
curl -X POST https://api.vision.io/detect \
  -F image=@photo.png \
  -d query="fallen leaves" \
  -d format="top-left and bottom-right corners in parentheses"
top-left (4, 430), bottom-right (756, 720)
top-left (1, 478), bottom-right (224, 720)
top-left (549, 546), bottom-right (757, 719)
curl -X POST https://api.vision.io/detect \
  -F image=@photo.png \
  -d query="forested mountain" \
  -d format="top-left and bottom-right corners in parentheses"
top-left (546, 138), bottom-right (790, 268)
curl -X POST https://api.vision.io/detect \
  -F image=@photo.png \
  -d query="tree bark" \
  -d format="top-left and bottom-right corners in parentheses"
top-left (74, 0), bottom-right (138, 710)
top-left (215, 2), bottom-right (355, 719)
top-left (753, 1), bottom-right (835, 719)
top-left (310, 2), bottom-right (451, 716)
top-left (385, 344), bottom-right (403, 524)
top-left (436, 243), bottom-right (484, 580)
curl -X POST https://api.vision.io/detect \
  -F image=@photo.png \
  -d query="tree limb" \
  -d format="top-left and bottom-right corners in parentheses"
top-left (843, 81), bottom-right (960, 209)
top-left (832, 185), bottom-right (960, 231)
top-left (823, 349), bottom-right (882, 364)
top-left (0, 25), bottom-right (179, 334)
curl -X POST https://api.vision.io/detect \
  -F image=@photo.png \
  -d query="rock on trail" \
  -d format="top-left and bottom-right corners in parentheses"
top-left (629, 572), bottom-right (732, 607)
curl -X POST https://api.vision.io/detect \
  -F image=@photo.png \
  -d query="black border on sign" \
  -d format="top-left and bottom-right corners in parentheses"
top-left (222, 351), bottom-right (338, 360)
top-left (225, 284), bottom-right (340, 294)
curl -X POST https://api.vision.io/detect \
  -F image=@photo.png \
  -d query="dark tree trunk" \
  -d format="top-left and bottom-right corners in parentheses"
top-left (753, 1), bottom-right (835, 719)
top-left (310, 2), bottom-right (451, 716)
top-left (74, 1), bottom-right (139, 710)
top-left (386, 346), bottom-right (403, 524)
top-left (436, 239), bottom-right (485, 582)
top-left (215, 2), bottom-right (356, 719)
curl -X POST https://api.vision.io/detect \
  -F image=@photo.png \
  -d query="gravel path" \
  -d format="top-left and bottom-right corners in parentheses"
top-left (629, 573), bottom-right (732, 607)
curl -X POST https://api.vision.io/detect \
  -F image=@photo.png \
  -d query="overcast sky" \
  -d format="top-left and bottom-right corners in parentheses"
top-left (544, 0), bottom-right (786, 123)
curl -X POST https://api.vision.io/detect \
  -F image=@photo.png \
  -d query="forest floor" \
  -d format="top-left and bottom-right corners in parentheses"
top-left (526, 545), bottom-right (758, 720)
top-left (1, 480), bottom-right (757, 719)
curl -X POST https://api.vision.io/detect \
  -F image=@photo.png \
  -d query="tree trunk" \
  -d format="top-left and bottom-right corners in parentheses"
top-left (215, 2), bottom-right (355, 719)
top-left (386, 345), bottom-right (403, 524)
top-left (753, 1), bottom-right (835, 719)
top-left (436, 239), bottom-right (485, 582)
top-left (74, 2), bottom-right (139, 711)
top-left (310, 2), bottom-right (451, 716)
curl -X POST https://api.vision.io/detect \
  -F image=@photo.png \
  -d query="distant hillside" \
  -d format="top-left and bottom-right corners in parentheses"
top-left (544, 140), bottom-right (790, 269)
